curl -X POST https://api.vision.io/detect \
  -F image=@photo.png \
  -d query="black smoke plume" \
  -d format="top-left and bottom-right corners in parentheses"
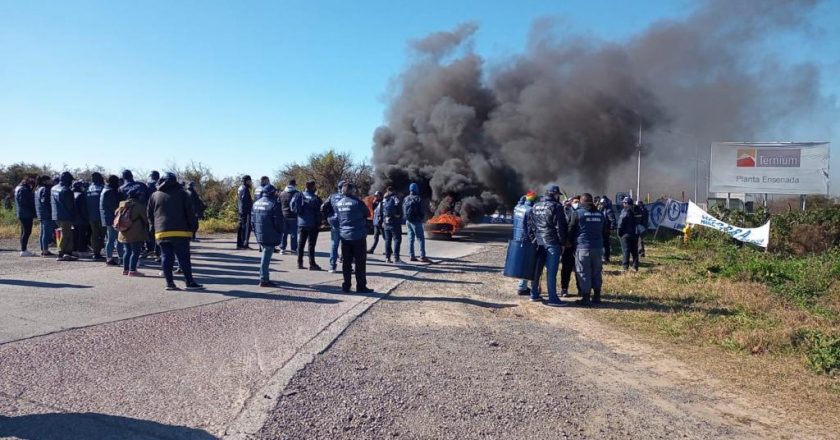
top-left (372, 0), bottom-right (833, 216)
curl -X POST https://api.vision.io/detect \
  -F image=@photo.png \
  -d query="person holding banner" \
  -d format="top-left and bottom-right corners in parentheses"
top-left (618, 197), bottom-right (640, 272)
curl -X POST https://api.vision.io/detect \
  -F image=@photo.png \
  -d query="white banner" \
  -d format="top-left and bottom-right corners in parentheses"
top-left (685, 201), bottom-right (770, 247)
top-left (659, 199), bottom-right (688, 231)
top-left (709, 142), bottom-right (829, 195)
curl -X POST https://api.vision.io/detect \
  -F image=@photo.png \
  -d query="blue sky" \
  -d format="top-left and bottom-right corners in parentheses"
top-left (1, 0), bottom-right (838, 183)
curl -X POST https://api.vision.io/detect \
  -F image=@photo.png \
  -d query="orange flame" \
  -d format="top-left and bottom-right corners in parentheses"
top-left (427, 213), bottom-right (463, 235)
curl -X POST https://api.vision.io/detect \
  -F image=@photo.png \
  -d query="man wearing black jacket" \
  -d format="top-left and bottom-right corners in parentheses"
top-left (278, 179), bottom-right (299, 255)
top-left (236, 175), bottom-right (253, 249)
top-left (148, 172), bottom-right (204, 291)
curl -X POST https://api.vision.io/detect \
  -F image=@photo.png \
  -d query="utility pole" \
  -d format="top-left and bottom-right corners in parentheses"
top-left (636, 123), bottom-right (642, 200)
top-left (693, 142), bottom-right (698, 202)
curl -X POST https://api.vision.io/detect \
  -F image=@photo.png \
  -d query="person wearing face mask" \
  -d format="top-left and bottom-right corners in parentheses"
top-left (561, 195), bottom-right (581, 297)
top-left (526, 185), bottom-right (568, 307)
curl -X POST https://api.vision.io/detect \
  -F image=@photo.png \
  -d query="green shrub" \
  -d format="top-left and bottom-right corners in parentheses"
top-left (792, 329), bottom-right (840, 375)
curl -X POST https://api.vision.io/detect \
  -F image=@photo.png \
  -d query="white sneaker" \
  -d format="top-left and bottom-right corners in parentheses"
top-left (19, 250), bottom-right (36, 257)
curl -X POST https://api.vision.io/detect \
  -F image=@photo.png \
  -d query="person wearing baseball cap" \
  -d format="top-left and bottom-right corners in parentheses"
top-left (618, 196), bottom-right (640, 272)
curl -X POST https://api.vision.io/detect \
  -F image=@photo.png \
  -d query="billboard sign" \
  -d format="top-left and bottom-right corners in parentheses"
top-left (709, 142), bottom-right (829, 195)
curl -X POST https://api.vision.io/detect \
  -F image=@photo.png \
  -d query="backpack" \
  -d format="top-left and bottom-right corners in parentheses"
top-left (113, 205), bottom-right (133, 232)
top-left (404, 196), bottom-right (422, 222)
top-left (383, 196), bottom-right (400, 220)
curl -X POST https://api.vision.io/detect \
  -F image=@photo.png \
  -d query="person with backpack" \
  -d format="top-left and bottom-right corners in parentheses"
top-left (117, 186), bottom-right (149, 276)
top-left (86, 172), bottom-right (106, 261)
top-left (321, 180), bottom-right (345, 272)
top-left (336, 182), bottom-right (374, 294)
top-left (51, 172), bottom-right (77, 261)
top-left (367, 191), bottom-right (384, 254)
top-left (403, 183), bottom-right (430, 263)
top-left (380, 187), bottom-right (403, 263)
top-left (618, 197), bottom-right (640, 272)
top-left (236, 175), bottom-right (254, 250)
top-left (278, 179), bottom-right (299, 255)
top-left (34, 175), bottom-right (55, 257)
top-left (291, 180), bottom-right (323, 271)
top-left (635, 200), bottom-right (649, 257)
top-left (251, 184), bottom-right (284, 287)
top-left (101, 175), bottom-right (124, 266)
top-left (147, 172), bottom-right (203, 291)
top-left (14, 175), bottom-right (37, 257)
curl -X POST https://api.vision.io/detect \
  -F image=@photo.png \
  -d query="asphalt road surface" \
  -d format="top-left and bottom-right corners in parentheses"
top-left (0, 227), bottom-right (493, 439)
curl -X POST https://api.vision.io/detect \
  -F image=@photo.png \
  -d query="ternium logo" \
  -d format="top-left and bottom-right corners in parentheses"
top-left (737, 148), bottom-right (800, 168)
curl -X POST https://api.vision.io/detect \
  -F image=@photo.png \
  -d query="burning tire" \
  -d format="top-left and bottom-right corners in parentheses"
top-left (425, 213), bottom-right (463, 240)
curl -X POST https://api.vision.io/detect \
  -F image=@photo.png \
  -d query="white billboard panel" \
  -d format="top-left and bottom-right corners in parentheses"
top-left (708, 142), bottom-right (829, 195)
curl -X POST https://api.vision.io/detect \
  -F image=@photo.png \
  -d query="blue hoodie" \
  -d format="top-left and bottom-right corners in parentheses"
top-left (14, 183), bottom-right (35, 220)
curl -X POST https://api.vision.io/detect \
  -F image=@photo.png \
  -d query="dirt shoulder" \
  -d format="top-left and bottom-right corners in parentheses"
top-left (256, 242), bottom-right (829, 439)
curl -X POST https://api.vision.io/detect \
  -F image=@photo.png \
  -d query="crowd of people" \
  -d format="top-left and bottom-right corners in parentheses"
top-left (511, 186), bottom-right (650, 307)
top-left (12, 171), bottom-right (434, 294)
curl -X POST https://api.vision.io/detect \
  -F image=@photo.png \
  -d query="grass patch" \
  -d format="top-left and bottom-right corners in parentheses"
top-left (199, 217), bottom-right (238, 234)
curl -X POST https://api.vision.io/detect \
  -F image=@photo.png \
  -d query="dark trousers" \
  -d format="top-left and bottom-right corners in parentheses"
top-left (237, 214), bottom-right (251, 247)
top-left (383, 227), bottom-right (401, 260)
top-left (341, 238), bottom-right (367, 291)
top-left (368, 226), bottom-right (382, 252)
top-left (160, 238), bottom-right (195, 286)
top-left (89, 222), bottom-right (105, 256)
top-left (57, 221), bottom-right (74, 255)
top-left (73, 224), bottom-right (89, 253)
top-left (620, 235), bottom-right (639, 271)
top-left (561, 245), bottom-right (577, 291)
top-left (638, 233), bottom-right (646, 256)
top-left (297, 227), bottom-right (319, 265)
top-left (602, 232), bottom-right (612, 261)
top-left (19, 218), bottom-right (33, 251)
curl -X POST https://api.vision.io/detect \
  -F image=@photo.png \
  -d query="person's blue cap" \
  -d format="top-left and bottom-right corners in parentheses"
top-left (409, 183), bottom-right (419, 194)
top-left (262, 184), bottom-right (276, 196)
top-left (545, 184), bottom-right (560, 194)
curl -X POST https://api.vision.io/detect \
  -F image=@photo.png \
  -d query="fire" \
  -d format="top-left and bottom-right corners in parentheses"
top-left (426, 213), bottom-right (463, 236)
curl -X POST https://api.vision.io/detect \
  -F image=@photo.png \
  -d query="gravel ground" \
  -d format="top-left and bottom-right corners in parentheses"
top-left (255, 243), bottom-right (808, 440)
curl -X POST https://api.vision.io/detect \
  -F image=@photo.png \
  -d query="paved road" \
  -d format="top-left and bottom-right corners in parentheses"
top-left (0, 228), bottom-right (491, 439)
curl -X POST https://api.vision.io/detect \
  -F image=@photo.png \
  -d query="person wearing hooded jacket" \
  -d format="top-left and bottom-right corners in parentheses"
top-left (597, 196), bottom-right (617, 263)
top-left (118, 186), bottom-right (149, 276)
top-left (72, 181), bottom-right (89, 256)
top-left (14, 175), bottom-right (37, 257)
top-left (320, 180), bottom-right (345, 272)
top-left (512, 192), bottom-right (537, 295)
top-left (119, 170), bottom-right (148, 203)
top-left (336, 182), bottom-right (373, 293)
top-left (144, 171), bottom-right (161, 257)
top-left (569, 193), bottom-right (606, 305)
top-left (148, 172), bottom-right (204, 291)
top-left (101, 174), bottom-right (124, 265)
top-left (86, 172), bottom-right (106, 260)
top-left (291, 180), bottom-right (323, 270)
top-left (561, 195), bottom-right (581, 297)
top-left (403, 183), bottom-right (430, 263)
top-left (618, 197), bottom-right (640, 272)
top-left (252, 184), bottom-right (285, 287)
top-left (236, 175), bottom-right (253, 249)
top-left (34, 175), bottom-right (56, 257)
top-left (526, 185), bottom-right (568, 307)
top-left (51, 172), bottom-right (77, 261)
top-left (186, 181), bottom-right (206, 240)
top-left (278, 179), bottom-right (299, 255)
top-left (380, 186), bottom-right (403, 263)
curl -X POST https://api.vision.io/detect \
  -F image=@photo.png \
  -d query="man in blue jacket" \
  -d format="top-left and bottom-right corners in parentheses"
top-left (291, 180), bottom-right (323, 271)
top-left (252, 184), bottom-right (284, 287)
top-left (597, 196), bottom-right (617, 264)
top-left (34, 175), bottom-right (55, 257)
top-left (119, 170), bottom-right (148, 202)
top-left (511, 192), bottom-right (536, 295)
top-left (86, 172), bottom-right (106, 260)
top-left (14, 175), bottom-right (37, 257)
top-left (404, 183), bottom-right (430, 263)
top-left (526, 185), bottom-right (568, 307)
top-left (236, 175), bottom-right (253, 250)
top-left (336, 182), bottom-right (373, 293)
top-left (278, 179), bottom-right (299, 255)
top-left (321, 180), bottom-right (345, 272)
top-left (618, 197), bottom-right (640, 272)
top-left (100, 174), bottom-right (124, 266)
top-left (569, 193), bottom-right (606, 305)
top-left (380, 187), bottom-right (403, 264)
top-left (51, 172), bottom-right (77, 261)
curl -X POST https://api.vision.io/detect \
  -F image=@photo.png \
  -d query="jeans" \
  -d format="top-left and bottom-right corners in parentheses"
top-left (57, 221), bottom-right (74, 255)
top-left (561, 246), bottom-right (577, 291)
top-left (297, 227), bottom-right (319, 266)
top-left (105, 225), bottom-right (124, 259)
top-left (19, 218), bottom-right (33, 251)
top-left (39, 219), bottom-right (55, 252)
top-left (90, 222), bottom-right (105, 256)
top-left (237, 213), bottom-right (251, 247)
top-left (160, 238), bottom-right (195, 286)
top-left (620, 235), bottom-right (639, 271)
top-left (531, 245), bottom-right (562, 303)
top-left (575, 248), bottom-right (604, 301)
top-left (407, 222), bottom-right (426, 258)
top-left (329, 227), bottom-right (340, 269)
top-left (260, 246), bottom-right (274, 282)
top-left (341, 238), bottom-right (367, 291)
top-left (368, 226), bottom-right (382, 252)
top-left (518, 279), bottom-right (529, 290)
top-left (383, 227), bottom-right (401, 260)
top-left (122, 241), bottom-right (143, 271)
top-left (280, 218), bottom-right (298, 251)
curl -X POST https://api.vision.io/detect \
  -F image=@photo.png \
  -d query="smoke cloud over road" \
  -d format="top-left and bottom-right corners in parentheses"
top-left (372, 0), bottom-right (833, 216)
